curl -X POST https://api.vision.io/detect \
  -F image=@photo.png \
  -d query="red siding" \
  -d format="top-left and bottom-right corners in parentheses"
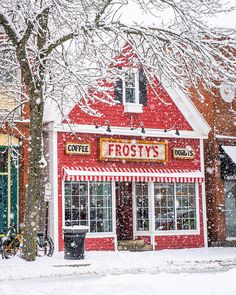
top-left (155, 184), bottom-right (204, 250)
top-left (57, 132), bottom-right (203, 251)
top-left (67, 81), bottom-right (193, 132)
top-left (85, 237), bottom-right (115, 251)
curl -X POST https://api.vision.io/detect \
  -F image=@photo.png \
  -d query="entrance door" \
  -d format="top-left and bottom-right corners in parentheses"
top-left (0, 175), bottom-right (8, 232)
top-left (116, 182), bottom-right (133, 241)
top-left (225, 181), bottom-right (236, 238)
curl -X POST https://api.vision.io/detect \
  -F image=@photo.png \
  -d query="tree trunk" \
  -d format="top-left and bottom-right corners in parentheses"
top-left (22, 92), bottom-right (44, 261)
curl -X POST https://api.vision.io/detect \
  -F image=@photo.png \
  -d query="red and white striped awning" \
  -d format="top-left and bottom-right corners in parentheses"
top-left (63, 166), bottom-right (204, 183)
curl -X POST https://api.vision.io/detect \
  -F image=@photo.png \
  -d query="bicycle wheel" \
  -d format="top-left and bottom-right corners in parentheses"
top-left (7, 235), bottom-right (21, 256)
top-left (36, 235), bottom-right (54, 257)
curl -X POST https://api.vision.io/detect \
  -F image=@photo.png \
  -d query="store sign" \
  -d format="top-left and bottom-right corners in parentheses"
top-left (173, 147), bottom-right (195, 159)
top-left (44, 183), bottom-right (52, 202)
top-left (99, 138), bottom-right (167, 162)
top-left (65, 142), bottom-right (91, 155)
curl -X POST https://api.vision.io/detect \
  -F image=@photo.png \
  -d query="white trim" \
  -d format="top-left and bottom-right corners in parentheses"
top-left (54, 123), bottom-right (209, 139)
top-left (49, 125), bottom-right (59, 252)
top-left (124, 103), bottom-right (143, 113)
top-left (201, 182), bottom-right (208, 247)
top-left (62, 180), bottom-right (116, 237)
top-left (149, 182), bottom-right (155, 250)
top-left (195, 182), bottom-right (200, 234)
top-left (154, 230), bottom-right (200, 236)
top-left (154, 182), bottom-right (200, 236)
top-left (112, 181), bottom-right (117, 250)
top-left (200, 138), bottom-right (208, 247)
top-left (163, 84), bottom-right (211, 137)
top-left (200, 139), bottom-right (205, 174)
top-left (132, 182), bottom-right (136, 240)
top-left (136, 232), bottom-right (151, 236)
top-left (61, 180), bottom-right (65, 240)
top-left (86, 233), bottom-right (116, 238)
top-left (215, 135), bottom-right (236, 140)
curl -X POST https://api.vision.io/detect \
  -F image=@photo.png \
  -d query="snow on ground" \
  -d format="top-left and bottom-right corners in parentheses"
top-left (1, 248), bottom-right (236, 295)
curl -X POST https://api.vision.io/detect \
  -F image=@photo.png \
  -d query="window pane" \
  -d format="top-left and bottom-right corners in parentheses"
top-left (176, 183), bottom-right (196, 230)
top-left (125, 69), bottom-right (136, 103)
top-left (89, 181), bottom-right (112, 232)
top-left (126, 88), bottom-right (135, 103)
top-left (154, 183), bottom-right (175, 230)
top-left (136, 182), bottom-right (149, 231)
top-left (64, 181), bottom-right (88, 227)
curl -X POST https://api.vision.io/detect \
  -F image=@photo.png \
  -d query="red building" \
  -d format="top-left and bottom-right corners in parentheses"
top-left (45, 62), bottom-right (210, 252)
top-left (191, 84), bottom-right (236, 246)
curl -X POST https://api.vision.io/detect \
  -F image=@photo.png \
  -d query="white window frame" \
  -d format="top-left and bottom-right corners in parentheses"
top-left (123, 68), bottom-right (143, 113)
top-left (134, 182), bottom-right (200, 237)
top-left (63, 180), bottom-right (115, 236)
top-left (154, 182), bottom-right (200, 236)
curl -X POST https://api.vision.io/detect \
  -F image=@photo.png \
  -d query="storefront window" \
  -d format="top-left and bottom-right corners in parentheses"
top-left (154, 183), bottom-right (196, 231)
top-left (90, 182), bottom-right (112, 232)
top-left (225, 181), bottom-right (236, 238)
top-left (64, 181), bottom-right (112, 232)
top-left (136, 182), bottom-right (149, 231)
top-left (64, 181), bottom-right (88, 227)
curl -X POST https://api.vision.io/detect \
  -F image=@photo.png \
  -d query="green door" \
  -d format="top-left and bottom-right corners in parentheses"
top-left (0, 147), bottom-right (19, 233)
top-left (0, 147), bottom-right (8, 232)
top-left (0, 175), bottom-right (8, 232)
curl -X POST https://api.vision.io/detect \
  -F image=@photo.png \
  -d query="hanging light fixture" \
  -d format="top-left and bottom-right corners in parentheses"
top-left (95, 120), bottom-right (111, 132)
top-left (130, 115), bottom-right (145, 134)
top-left (164, 126), bottom-right (180, 136)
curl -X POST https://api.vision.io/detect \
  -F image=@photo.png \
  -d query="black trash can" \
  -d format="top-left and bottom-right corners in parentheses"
top-left (63, 227), bottom-right (88, 260)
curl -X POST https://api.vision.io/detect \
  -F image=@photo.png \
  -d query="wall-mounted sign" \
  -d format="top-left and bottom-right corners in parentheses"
top-left (173, 147), bottom-right (195, 159)
top-left (65, 142), bottom-right (91, 155)
top-left (99, 138), bottom-right (168, 162)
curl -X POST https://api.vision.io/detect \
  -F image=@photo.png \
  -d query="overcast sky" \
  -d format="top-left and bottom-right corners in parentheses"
top-left (118, 0), bottom-right (236, 29)
top-left (209, 0), bottom-right (236, 29)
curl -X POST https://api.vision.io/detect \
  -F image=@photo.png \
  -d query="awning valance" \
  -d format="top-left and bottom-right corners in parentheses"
top-left (63, 166), bottom-right (204, 183)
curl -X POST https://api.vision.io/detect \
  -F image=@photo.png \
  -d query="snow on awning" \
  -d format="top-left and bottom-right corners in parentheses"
top-left (63, 167), bottom-right (204, 183)
top-left (221, 146), bottom-right (236, 164)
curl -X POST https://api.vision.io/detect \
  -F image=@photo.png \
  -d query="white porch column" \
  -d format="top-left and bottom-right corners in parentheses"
top-left (149, 182), bottom-right (155, 250)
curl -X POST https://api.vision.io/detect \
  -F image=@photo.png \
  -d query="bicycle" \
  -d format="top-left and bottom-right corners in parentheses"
top-left (0, 225), bottom-right (54, 259)
top-left (0, 225), bottom-right (20, 259)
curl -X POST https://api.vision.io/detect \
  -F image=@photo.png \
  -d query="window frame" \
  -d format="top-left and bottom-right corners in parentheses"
top-left (123, 68), bottom-right (139, 105)
top-left (153, 182), bottom-right (200, 235)
top-left (63, 180), bottom-right (114, 235)
top-left (122, 68), bottom-right (143, 113)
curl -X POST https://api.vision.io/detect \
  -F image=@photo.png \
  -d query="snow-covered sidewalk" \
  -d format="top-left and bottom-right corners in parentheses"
top-left (1, 247), bottom-right (236, 280)
top-left (2, 248), bottom-right (236, 295)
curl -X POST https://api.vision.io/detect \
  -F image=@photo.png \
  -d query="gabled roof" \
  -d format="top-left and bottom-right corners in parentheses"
top-left (163, 83), bottom-right (211, 138)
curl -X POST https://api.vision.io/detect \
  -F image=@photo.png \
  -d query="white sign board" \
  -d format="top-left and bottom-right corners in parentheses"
top-left (65, 142), bottom-right (91, 155)
top-left (99, 138), bottom-right (167, 162)
top-left (44, 183), bottom-right (52, 202)
top-left (173, 147), bottom-right (195, 159)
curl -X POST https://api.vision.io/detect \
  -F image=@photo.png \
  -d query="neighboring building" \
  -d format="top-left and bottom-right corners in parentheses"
top-left (45, 55), bottom-right (210, 252)
top-left (0, 32), bottom-right (30, 233)
top-left (191, 85), bottom-right (236, 246)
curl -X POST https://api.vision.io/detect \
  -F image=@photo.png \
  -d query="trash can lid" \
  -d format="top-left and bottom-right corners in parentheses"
top-left (63, 225), bottom-right (89, 233)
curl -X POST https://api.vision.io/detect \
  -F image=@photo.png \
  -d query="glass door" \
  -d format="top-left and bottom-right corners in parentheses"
top-left (225, 181), bottom-right (236, 238)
